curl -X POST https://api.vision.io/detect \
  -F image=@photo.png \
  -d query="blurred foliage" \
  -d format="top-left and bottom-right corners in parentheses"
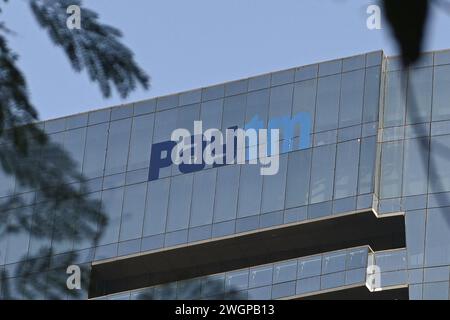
top-left (0, 0), bottom-right (149, 299)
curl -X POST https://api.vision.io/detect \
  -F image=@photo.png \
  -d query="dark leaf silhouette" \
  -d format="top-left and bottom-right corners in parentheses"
top-left (382, 0), bottom-right (430, 66)
top-left (29, 0), bottom-right (150, 98)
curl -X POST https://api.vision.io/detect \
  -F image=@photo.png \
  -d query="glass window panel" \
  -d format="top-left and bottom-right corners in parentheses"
top-left (296, 276), bottom-right (320, 295)
top-left (273, 260), bottom-right (297, 284)
top-left (248, 74), bottom-right (270, 91)
top-left (5, 208), bottom-right (32, 264)
top-left (310, 144), bottom-right (336, 204)
top-left (213, 165), bottom-right (240, 222)
top-left (405, 210), bottom-right (426, 267)
top-left (425, 207), bottom-right (450, 267)
top-left (295, 64), bottom-right (318, 81)
top-left (190, 169), bottom-right (217, 227)
top-left (272, 281), bottom-right (296, 299)
top-left (374, 250), bottom-right (407, 272)
top-left (134, 98), bottom-right (156, 115)
top-left (200, 99), bottom-right (223, 130)
top-left (153, 108), bottom-right (178, 143)
top-left (201, 274), bottom-right (225, 298)
top-left (339, 69), bottom-right (365, 127)
top-left (334, 140), bottom-right (360, 199)
top-left (180, 90), bottom-right (201, 106)
top-left (293, 79), bottom-right (317, 131)
top-left (363, 67), bottom-right (381, 123)
top-left (127, 114), bottom-right (154, 171)
top-left (176, 103), bottom-right (200, 133)
top-left (429, 135), bottom-right (450, 193)
top-left (403, 138), bottom-right (429, 196)
top-left (105, 119), bottom-right (132, 175)
top-left (271, 69), bottom-right (294, 86)
top-left (66, 113), bottom-right (88, 129)
top-left (321, 271), bottom-right (345, 289)
top-left (82, 123), bottom-right (109, 179)
top-left (202, 84), bottom-right (224, 102)
top-left (315, 74), bottom-right (340, 132)
top-left (157, 94), bottom-right (179, 111)
top-left (225, 270), bottom-right (249, 292)
top-left (245, 89), bottom-right (269, 127)
top-left (249, 266), bottom-right (273, 288)
top-left (0, 167), bottom-right (15, 198)
top-left (64, 127), bottom-right (86, 175)
top-left (322, 251), bottom-right (346, 274)
top-left (237, 164), bottom-right (263, 217)
top-left (225, 79), bottom-right (248, 96)
top-left (406, 67), bottom-right (432, 124)
top-left (346, 248), bottom-right (368, 269)
top-left (298, 255), bottom-right (322, 279)
top-left (119, 183), bottom-right (147, 241)
top-left (99, 187), bottom-right (124, 245)
top-left (358, 136), bottom-right (376, 194)
top-left (222, 95), bottom-right (245, 131)
top-left (88, 109), bottom-right (110, 125)
top-left (177, 278), bottom-right (202, 299)
top-left (423, 282), bottom-right (449, 300)
top-left (166, 174), bottom-right (193, 232)
top-left (248, 286), bottom-right (271, 300)
top-left (261, 154), bottom-right (288, 213)
top-left (269, 84), bottom-right (293, 118)
top-left (285, 149), bottom-right (311, 208)
top-left (380, 141), bottom-right (404, 198)
top-left (432, 65), bottom-right (450, 121)
top-left (384, 71), bottom-right (407, 127)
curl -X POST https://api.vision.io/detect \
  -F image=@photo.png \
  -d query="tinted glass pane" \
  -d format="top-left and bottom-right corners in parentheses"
top-left (127, 114), bottom-right (154, 171)
top-left (358, 136), bottom-right (376, 194)
top-left (432, 65), bottom-right (450, 121)
top-left (190, 169), bottom-right (216, 227)
top-left (429, 135), bottom-right (450, 193)
top-left (269, 84), bottom-right (293, 118)
top-left (285, 149), bottom-right (312, 208)
top-left (310, 144), bottom-right (336, 203)
top-left (315, 74), bottom-right (340, 132)
top-left (293, 79), bottom-right (317, 130)
top-left (105, 119), bottom-right (132, 175)
top-left (334, 140), bottom-right (360, 199)
top-left (261, 154), bottom-right (287, 213)
top-left (119, 183), bottom-right (147, 241)
top-left (339, 69), bottom-right (364, 127)
top-left (143, 178), bottom-right (170, 236)
top-left (273, 260), bottom-right (297, 283)
top-left (425, 207), bottom-right (450, 267)
top-left (380, 141), bottom-right (404, 198)
top-left (298, 255), bottom-right (322, 279)
top-left (83, 123), bottom-right (109, 178)
top-left (384, 71), bottom-right (407, 127)
top-left (403, 138), bottom-right (429, 196)
top-left (363, 67), bottom-right (381, 123)
top-left (238, 164), bottom-right (263, 217)
top-left (213, 165), bottom-right (240, 222)
top-left (99, 187), bottom-right (124, 245)
top-left (406, 67), bottom-right (432, 124)
top-left (406, 211), bottom-right (426, 267)
top-left (166, 174), bottom-right (193, 232)
top-left (64, 127), bottom-right (86, 175)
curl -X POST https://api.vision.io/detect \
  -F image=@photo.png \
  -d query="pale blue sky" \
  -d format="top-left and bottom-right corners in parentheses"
top-left (2, 0), bottom-right (450, 120)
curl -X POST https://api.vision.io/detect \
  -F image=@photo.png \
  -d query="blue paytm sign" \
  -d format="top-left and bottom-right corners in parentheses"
top-left (148, 112), bottom-right (312, 181)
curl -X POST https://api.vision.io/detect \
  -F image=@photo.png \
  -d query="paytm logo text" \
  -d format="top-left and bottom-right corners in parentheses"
top-left (148, 112), bottom-right (311, 181)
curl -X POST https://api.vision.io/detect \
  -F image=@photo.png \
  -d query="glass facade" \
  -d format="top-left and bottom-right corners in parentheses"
top-left (1, 49), bottom-right (450, 300)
